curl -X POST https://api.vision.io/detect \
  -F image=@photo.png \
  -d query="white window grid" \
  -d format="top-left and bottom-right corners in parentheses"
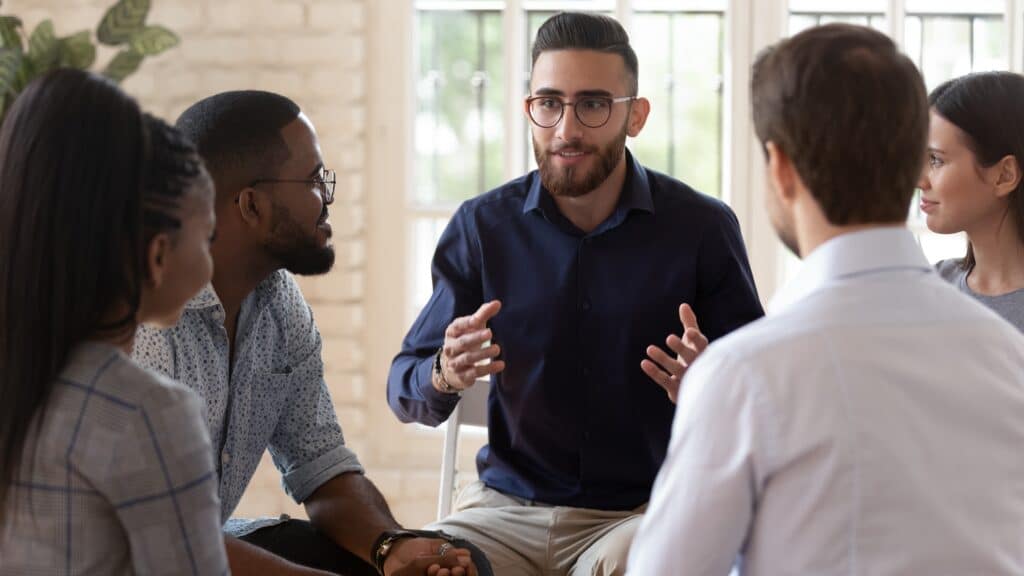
top-left (405, 0), bottom-right (1024, 321)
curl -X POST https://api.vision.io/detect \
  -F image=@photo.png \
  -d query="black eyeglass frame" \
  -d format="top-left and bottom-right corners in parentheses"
top-left (249, 168), bottom-right (337, 205)
top-left (525, 95), bottom-right (637, 129)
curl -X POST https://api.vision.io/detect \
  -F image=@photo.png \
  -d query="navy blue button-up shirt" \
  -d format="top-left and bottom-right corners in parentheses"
top-left (387, 151), bottom-right (764, 511)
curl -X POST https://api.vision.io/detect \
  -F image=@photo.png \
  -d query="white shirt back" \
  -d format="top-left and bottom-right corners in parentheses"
top-left (628, 228), bottom-right (1024, 576)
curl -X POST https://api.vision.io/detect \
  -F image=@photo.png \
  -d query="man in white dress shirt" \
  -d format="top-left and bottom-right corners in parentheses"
top-left (627, 23), bottom-right (1024, 576)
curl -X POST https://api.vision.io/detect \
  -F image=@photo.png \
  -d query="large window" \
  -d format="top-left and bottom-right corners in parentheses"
top-left (410, 0), bottom-right (727, 317)
top-left (787, 0), bottom-right (1019, 271)
top-left (402, 0), bottom-right (1024, 319)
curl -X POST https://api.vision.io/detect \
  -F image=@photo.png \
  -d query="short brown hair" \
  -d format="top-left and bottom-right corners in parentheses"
top-left (752, 24), bottom-right (928, 225)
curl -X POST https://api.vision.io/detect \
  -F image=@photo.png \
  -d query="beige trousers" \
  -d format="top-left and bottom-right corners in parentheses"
top-left (427, 481), bottom-right (645, 576)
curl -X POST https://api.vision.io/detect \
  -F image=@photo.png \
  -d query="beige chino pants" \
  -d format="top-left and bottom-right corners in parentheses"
top-left (427, 481), bottom-right (645, 576)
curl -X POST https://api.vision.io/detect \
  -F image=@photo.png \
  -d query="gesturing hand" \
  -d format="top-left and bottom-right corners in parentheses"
top-left (436, 300), bottom-right (506, 393)
top-left (640, 303), bottom-right (709, 403)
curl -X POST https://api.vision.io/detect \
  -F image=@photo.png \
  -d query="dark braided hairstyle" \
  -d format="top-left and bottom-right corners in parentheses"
top-left (140, 113), bottom-right (211, 249)
top-left (0, 70), bottom-right (210, 520)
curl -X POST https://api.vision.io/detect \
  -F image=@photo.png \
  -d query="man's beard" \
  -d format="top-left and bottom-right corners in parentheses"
top-left (265, 202), bottom-right (335, 276)
top-left (766, 186), bottom-right (801, 258)
top-left (534, 120), bottom-right (628, 198)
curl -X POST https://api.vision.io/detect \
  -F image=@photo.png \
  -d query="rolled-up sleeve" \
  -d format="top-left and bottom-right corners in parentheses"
top-left (269, 276), bottom-right (364, 504)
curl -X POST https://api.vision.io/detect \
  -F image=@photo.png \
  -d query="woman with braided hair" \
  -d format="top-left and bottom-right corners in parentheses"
top-left (0, 69), bottom-right (227, 575)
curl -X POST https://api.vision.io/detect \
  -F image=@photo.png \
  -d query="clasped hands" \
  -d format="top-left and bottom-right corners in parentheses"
top-left (387, 537), bottom-right (477, 576)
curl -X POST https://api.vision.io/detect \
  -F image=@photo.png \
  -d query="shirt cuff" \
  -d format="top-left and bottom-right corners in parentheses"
top-left (415, 356), bottom-right (462, 414)
top-left (281, 444), bottom-right (365, 504)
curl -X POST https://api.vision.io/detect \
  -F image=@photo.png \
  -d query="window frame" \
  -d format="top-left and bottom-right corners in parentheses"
top-left (366, 1), bottom-right (1024, 404)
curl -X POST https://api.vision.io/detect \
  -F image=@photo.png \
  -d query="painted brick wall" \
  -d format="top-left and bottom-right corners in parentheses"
top-left (5, 0), bottom-right (425, 522)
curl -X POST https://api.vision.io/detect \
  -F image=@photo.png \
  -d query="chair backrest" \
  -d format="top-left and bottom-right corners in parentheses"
top-left (437, 378), bottom-right (490, 520)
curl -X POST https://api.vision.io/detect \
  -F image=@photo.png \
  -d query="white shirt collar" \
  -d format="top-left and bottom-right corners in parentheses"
top-left (770, 226), bottom-right (932, 314)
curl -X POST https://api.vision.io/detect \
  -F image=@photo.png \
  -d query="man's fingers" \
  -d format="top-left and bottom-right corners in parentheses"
top-left (640, 358), bottom-right (668, 386)
top-left (645, 345), bottom-right (684, 377)
top-left (447, 329), bottom-right (492, 357)
top-left (679, 303), bottom-right (701, 332)
top-left (456, 360), bottom-right (505, 382)
top-left (447, 300), bottom-right (502, 338)
top-left (447, 344), bottom-right (501, 371)
top-left (472, 300), bottom-right (502, 325)
top-left (666, 334), bottom-right (699, 366)
top-left (641, 358), bottom-right (680, 402)
top-left (682, 328), bottom-right (709, 352)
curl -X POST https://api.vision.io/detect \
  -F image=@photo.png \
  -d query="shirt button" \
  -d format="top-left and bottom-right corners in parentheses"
top-left (221, 450), bottom-right (231, 466)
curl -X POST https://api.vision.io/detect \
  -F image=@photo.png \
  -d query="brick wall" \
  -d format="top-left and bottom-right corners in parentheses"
top-left (3, 0), bottom-right (473, 529)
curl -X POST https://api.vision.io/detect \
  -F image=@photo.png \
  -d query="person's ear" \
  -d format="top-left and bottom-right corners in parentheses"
top-left (627, 97), bottom-right (651, 137)
top-left (146, 233), bottom-right (171, 288)
top-left (766, 141), bottom-right (799, 206)
top-left (236, 186), bottom-right (266, 228)
top-left (992, 154), bottom-right (1021, 198)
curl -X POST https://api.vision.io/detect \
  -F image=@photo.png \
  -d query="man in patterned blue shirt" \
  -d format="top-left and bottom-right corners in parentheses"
top-left (135, 91), bottom-right (482, 576)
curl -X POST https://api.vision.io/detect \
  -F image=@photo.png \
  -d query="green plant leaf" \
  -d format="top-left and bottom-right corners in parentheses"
top-left (27, 20), bottom-right (59, 71)
top-left (103, 48), bottom-right (143, 82)
top-left (97, 0), bottom-right (151, 46)
top-left (0, 16), bottom-right (23, 52)
top-left (128, 25), bottom-right (177, 56)
top-left (0, 48), bottom-right (23, 98)
top-left (59, 31), bottom-right (96, 70)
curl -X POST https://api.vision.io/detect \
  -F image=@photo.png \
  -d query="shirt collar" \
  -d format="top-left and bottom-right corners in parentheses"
top-left (184, 271), bottom-right (282, 312)
top-left (522, 148), bottom-right (655, 216)
top-left (186, 284), bottom-right (223, 311)
top-left (770, 226), bottom-right (933, 314)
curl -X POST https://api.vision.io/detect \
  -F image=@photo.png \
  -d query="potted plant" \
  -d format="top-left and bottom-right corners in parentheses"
top-left (0, 0), bottom-right (179, 120)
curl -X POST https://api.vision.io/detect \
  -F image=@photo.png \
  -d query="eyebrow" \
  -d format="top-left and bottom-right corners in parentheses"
top-left (532, 88), bottom-right (615, 98)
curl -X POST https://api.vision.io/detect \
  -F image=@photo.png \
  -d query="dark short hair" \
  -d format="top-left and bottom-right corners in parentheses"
top-left (176, 90), bottom-right (300, 200)
top-left (531, 12), bottom-right (639, 95)
top-left (0, 69), bottom-right (205, 520)
top-left (930, 71), bottom-right (1024, 271)
top-left (752, 24), bottom-right (928, 225)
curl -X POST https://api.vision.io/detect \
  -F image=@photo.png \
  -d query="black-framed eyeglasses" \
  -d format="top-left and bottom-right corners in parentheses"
top-left (526, 95), bottom-right (636, 129)
top-left (250, 168), bottom-right (336, 204)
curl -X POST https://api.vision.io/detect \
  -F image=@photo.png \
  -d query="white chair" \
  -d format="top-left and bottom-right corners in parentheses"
top-left (437, 378), bottom-right (490, 521)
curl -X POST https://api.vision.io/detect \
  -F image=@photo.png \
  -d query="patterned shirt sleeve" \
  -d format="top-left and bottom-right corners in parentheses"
top-left (268, 273), bottom-right (364, 503)
top-left (80, 370), bottom-right (228, 575)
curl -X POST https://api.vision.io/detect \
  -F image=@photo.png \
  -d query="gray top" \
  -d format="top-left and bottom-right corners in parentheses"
top-left (936, 258), bottom-right (1024, 332)
top-left (0, 341), bottom-right (228, 576)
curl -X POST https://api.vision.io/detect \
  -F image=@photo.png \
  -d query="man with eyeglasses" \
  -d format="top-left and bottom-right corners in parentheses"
top-left (388, 12), bottom-right (764, 576)
top-left (134, 91), bottom-right (487, 576)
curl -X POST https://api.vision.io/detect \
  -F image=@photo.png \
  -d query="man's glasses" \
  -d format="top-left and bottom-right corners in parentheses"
top-left (251, 168), bottom-right (336, 204)
top-left (526, 95), bottom-right (636, 129)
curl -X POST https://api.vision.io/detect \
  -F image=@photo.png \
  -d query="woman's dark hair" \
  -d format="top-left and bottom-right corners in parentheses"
top-left (929, 71), bottom-right (1024, 271)
top-left (0, 69), bottom-right (205, 518)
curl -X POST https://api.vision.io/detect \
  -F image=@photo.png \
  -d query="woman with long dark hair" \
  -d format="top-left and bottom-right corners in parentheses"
top-left (919, 71), bottom-right (1024, 331)
top-left (0, 69), bottom-right (227, 574)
